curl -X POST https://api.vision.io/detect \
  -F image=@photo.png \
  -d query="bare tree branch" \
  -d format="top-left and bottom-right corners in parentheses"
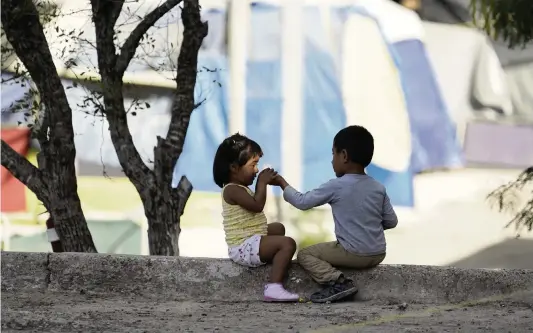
top-left (154, 0), bottom-right (207, 186)
top-left (90, 0), bottom-right (125, 73)
top-left (90, 0), bottom-right (154, 193)
top-left (2, 0), bottom-right (97, 253)
top-left (1, 140), bottom-right (48, 201)
top-left (1, 0), bottom-right (77, 174)
top-left (116, 0), bottom-right (183, 76)
top-left (487, 167), bottom-right (533, 233)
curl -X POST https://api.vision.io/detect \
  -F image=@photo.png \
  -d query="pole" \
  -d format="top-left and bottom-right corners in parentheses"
top-left (228, 0), bottom-right (250, 135)
top-left (46, 217), bottom-right (64, 252)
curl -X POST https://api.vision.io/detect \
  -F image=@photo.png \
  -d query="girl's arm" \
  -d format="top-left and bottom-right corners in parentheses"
top-left (223, 180), bottom-right (268, 213)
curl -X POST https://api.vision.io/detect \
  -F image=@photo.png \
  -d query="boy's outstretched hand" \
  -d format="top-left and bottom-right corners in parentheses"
top-left (270, 174), bottom-right (289, 189)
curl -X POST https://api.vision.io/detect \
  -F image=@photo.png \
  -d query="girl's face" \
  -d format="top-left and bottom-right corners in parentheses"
top-left (232, 154), bottom-right (260, 186)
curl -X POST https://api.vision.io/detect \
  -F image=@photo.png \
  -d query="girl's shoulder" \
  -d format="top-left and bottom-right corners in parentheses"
top-left (222, 183), bottom-right (253, 205)
top-left (223, 183), bottom-right (252, 193)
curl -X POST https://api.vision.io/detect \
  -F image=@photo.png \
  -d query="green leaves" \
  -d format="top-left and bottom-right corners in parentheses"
top-left (487, 167), bottom-right (533, 234)
top-left (472, 0), bottom-right (533, 48)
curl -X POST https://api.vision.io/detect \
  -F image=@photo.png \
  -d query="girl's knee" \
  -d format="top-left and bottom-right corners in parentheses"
top-left (282, 236), bottom-right (297, 252)
top-left (267, 222), bottom-right (286, 236)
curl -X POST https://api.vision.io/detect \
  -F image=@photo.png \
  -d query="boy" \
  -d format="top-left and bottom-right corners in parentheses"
top-left (274, 125), bottom-right (398, 303)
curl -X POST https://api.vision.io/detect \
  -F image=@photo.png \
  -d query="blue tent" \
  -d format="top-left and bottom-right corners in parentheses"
top-left (2, 0), bottom-right (463, 208)
top-left (172, 0), bottom-right (462, 207)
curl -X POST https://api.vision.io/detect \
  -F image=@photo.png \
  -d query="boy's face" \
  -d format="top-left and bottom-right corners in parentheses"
top-left (331, 145), bottom-right (347, 177)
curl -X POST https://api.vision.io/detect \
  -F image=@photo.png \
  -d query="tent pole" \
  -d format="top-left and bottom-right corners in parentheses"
top-left (228, 0), bottom-right (250, 135)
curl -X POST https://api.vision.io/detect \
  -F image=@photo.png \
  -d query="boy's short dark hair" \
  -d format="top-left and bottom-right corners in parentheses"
top-left (333, 125), bottom-right (374, 167)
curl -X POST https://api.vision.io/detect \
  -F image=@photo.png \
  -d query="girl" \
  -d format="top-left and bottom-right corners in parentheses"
top-left (213, 133), bottom-right (299, 302)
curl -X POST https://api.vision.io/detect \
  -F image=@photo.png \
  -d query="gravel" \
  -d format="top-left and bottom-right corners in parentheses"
top-left (2, 291), bottom-right (532, 332)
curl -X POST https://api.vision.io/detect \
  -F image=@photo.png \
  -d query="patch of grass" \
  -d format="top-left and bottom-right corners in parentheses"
top-left (9, 161), bottom-right (220, 227)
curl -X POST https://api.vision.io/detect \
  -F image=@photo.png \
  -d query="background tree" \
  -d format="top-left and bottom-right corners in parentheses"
top-left (90, 0), bottom-right (207, 256)
top-left (473, 0), bottom-right (533, 233)
top-left (1, 0), bottom-right (208, 255)
top-left (1, 0), bottom-right (59, 66)
top-left (473, 0), bottom-right (533, 48)
top-left (1, 0), bottom-right (97, 252)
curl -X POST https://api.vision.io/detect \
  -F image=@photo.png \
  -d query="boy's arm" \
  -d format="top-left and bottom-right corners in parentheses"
top-left (382, 192), bottom-right (398, 230)
top-left (278, 177), bottom-right (337, 210)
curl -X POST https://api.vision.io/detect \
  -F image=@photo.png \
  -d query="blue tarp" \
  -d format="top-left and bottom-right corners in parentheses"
top-left (1, 1), bottom-right (466, 208)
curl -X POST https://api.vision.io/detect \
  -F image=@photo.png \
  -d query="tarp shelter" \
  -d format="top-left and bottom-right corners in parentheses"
top-left (0, 128), bottom-right (31, 213)
top-left (418, 0), bottom-right (533, 118)
top-left (2, 0), bottom-right (470, 208)
top-left (416, 0), bottom-right (533, 168)
top-left (1, 71), bottom-right (33, 213)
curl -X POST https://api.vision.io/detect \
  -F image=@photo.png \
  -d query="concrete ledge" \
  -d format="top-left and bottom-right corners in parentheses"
top-left (1, 252), bottom-right (49, 291)
top-left (2, 251), bottom-right (533, 303)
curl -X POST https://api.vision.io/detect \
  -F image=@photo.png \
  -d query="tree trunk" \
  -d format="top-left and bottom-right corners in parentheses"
top-left (90, 0), bottom-right (206, 256)
top-left (48, 193), bottom-right (96, 252)
top-left (147, 0), bottom-right (207, 255)
top-left (143, 176), bottom-right (193, 256)
top-left (40, 146), bottom-right (96, 252)
top-left (1, 0), bottom-right (96, 252)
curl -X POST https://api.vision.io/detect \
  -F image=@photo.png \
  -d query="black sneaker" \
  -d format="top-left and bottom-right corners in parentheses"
top-left (309, 279), bottom-right (358, 303)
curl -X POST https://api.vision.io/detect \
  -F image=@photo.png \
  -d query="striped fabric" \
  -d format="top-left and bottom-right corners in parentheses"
top-left (221, 184), bottom-right (268, 246)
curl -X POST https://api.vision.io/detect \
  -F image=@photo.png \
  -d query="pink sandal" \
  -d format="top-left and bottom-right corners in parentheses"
top-left (263, 283), bottom-right (299, 302)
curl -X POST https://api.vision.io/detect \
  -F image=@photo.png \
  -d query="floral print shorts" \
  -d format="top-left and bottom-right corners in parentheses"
top-left (228, 234), bottom-right (265, 268)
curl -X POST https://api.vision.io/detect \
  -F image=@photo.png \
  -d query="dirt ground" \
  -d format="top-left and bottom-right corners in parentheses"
top-left (2, 291), bottom-right (533, 333)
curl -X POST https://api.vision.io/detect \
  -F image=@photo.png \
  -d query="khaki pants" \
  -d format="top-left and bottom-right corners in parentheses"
top-left (297, 241), bottom-right (386, 284)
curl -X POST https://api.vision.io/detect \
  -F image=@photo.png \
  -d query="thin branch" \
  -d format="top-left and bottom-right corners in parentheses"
top-left (90, 0), bottom-right (155, 192)
top-left (487, 167), bottom-right (533, 233)
top-left (1, 140), bottom-right (48, 200)
top-left (1, 0), bottom-right (70, 145)
top-left (1, 0), bottom-right (80, 178)
top-left (154, 0), bottom-right (207, 186)
top-left (90, 0), bottom-right (125, 75)
top-left (116, 0), bottom-right (183, 76)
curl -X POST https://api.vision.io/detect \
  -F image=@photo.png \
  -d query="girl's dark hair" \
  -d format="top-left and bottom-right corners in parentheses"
top-left (213, 133), bottom-right (263, 188)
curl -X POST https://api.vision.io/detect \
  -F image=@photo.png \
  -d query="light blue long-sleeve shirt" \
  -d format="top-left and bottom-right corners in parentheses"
top-left (283, 174), bottom-right (398, 256)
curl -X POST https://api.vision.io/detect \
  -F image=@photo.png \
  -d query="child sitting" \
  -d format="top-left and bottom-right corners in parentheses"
top-left (212, 133), bottom-right (299, 302)
top-left (273, 125), bottom-right (398, 303)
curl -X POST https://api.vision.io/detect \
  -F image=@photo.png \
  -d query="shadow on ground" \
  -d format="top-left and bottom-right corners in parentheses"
top-left (449, 238), bottom-right (533, 269)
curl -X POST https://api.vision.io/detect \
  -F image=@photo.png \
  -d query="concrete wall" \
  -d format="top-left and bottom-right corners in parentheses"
top-left (2, 252), bottom-right (532, 304)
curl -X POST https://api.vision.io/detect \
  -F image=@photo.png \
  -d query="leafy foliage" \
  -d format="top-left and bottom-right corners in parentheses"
top-left (472, 0), bottom-right (533, 48)
top-left (1, 0), bottom-right (210, 254)
top-left (1, 0), bottom-right (59, 130)
top-left (487, 167), bottom-right (533, 234)
top-left (1, 0), bottom-right (59, 65)
top-left (471, 0), bottom-right (533, 232)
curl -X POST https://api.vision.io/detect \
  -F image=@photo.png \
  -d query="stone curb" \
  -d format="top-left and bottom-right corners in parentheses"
top-left (2, 251), bottom-right (532, 303)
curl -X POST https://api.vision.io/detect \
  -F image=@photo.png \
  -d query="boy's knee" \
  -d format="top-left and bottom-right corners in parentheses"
top-left (296, 246), bottom-right (311, 262)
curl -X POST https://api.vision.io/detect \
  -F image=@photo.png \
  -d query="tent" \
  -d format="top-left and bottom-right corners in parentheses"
top-left (174, 0), bottom-right (461, 207)
top-left (416, 0), bottom-right (533, 168)
top-left (2, 0), bottom-right (467, 208)
top-left (418, 0), bottom-right (533, 118)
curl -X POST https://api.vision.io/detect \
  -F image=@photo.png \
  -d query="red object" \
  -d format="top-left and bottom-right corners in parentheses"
top-left (1, 128), bottom-right (30, 212)
top-left (46, 217), bottom-right (63, 252)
